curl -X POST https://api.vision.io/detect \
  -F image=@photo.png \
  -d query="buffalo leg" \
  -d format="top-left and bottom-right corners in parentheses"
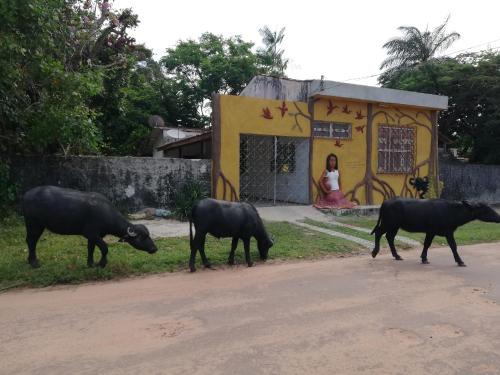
top-left (87, 240), bottom-right (96, 267)
top-left (228, 237), bottom-right (238, 265)
top-left (371, 227), bottom-right (385, 258)
top-left (25, 222), bottom-right (44, 268)
top-left (95, 238), bottom-right (109, 268)
top-left (243, 238), bottom-right (253, 267)
top-left (189, 244), bottom-right (198, 273)
top-left (386, 230), bottom-right (403, 260)
top-left (420, 233), bottom-right (435, 264)
top-left (197, 233), bottom-right (212, 269)
top-left (446, 233), bottom-right (465, 266)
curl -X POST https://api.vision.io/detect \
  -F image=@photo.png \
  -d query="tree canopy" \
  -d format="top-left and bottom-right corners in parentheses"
top-left (383, 52), bottom-right (500, 164)
top-left (0, 1), bottom-right (287, 155)
top-left (160, 28), bottom-right (288, 128)
top-left (379, 17), bottom-right (460, 86)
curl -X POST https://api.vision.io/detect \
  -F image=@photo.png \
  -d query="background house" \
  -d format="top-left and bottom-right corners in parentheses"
top-left (150, 120), bottom-right (208, 158)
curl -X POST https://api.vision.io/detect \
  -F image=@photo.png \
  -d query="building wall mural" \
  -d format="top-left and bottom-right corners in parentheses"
top-left (212, 94), bottom-right (310, 202)
top-left (213, 93), bottom-right (437, 205)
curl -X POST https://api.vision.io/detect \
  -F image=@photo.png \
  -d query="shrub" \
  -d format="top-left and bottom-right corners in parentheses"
top-left (173, 178), bottom-right (208, 221)
top-left (426, 175), bottom-right (444, 199)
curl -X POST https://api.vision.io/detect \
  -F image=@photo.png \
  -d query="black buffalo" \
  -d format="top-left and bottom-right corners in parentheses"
top-left (188, 198), bottom-right (274, 272)
top-left (22, 186), bottom-right (158, 268)
top-left (371, 198), bottom-right (500, 266)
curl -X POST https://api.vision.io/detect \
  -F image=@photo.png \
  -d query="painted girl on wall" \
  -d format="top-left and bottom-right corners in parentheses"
top-left (314, 153), bottom-right (356, 209)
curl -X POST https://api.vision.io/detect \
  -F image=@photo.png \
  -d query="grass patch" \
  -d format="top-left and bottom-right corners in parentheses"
top-left (0, 216), bottom-right (359, 289)
top-left (336, 216), bottom-right (500, 247)
top-left (302, 218), bottom-right (412, 249)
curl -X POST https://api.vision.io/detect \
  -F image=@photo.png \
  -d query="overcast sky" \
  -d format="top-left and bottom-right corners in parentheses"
top-left (114, 0), bottom-right (500, 86)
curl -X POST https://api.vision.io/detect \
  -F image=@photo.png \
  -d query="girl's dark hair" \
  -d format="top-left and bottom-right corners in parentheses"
top-left (326, 153), bottom-right (338, 172)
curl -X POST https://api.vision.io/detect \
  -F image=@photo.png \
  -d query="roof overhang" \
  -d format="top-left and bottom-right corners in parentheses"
top-left (157, 131), bottom-right (212, 151)
top-left (309, 81), bottom-right (448, 110)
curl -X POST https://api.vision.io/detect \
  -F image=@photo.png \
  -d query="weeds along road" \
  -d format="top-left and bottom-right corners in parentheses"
top-left (2, 243), bottom-right (500, 374)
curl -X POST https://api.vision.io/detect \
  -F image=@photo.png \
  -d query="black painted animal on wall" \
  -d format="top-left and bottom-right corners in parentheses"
top-left (188, 198), bottom-right (274, 272)
top-left (371, 197), bottom-right (500, 266)
top-left (22, 186), bottom-right (158, 268)
top-left (409, 176), bottom-right (429, 198)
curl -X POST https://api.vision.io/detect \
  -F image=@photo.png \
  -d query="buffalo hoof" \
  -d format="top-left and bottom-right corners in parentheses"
top-left (247, 262), bottom-right (254, 267)
top-left (87, 262), bottom-right (95, 268)
top-left (205, 264), bottom-right (215, 270)
top-left (395, 255), bottom-right (404, 261)
top-left (371, 250), bottom-right (378, 258)
top-left (97, 261), bottom-right (107, 268)
top-left (458, 262), bottom-right (467, 267)
top-left (28, 259), bottom-right (40, 268)
top-left (189, 266), bottom-right (196, 273)
top-left (227, 260), bottom-right (235, 266)
top-left (421, 259), bottom-right (430, 264)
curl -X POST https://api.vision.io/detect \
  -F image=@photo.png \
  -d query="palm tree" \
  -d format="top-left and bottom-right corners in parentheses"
top-left (258, 26), bottom-right (288, 77)
top-left (379, 17), bottom-right (460, 84)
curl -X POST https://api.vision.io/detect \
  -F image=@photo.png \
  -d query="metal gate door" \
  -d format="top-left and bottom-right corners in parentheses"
top-left (240, 135), bottom-right (309, 205)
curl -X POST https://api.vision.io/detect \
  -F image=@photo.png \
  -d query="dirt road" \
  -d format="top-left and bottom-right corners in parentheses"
top-left (2, 243), bottom-right (500, 374)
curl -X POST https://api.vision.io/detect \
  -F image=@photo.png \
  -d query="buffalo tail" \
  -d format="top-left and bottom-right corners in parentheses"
top-left (371, 209), bottom-right (382, 235)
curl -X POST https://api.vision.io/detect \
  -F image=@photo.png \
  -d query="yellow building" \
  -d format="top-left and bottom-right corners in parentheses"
top-left (212, 76), bottom-right (448, 206)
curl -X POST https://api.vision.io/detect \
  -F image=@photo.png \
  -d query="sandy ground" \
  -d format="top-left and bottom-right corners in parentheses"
top-left (2, 243), bottom-right (500, 374)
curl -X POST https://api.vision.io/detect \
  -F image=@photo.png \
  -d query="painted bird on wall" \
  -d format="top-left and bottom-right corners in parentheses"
top-left (355, 110), bottom-right (365, 120)
top-left (327, 99), bottom-right (338, 115)
top-left (262, 107), bottom-right (273, 119)
top-left (334, 139), bottom-right (343, 147)
top-left (355, 125), bottom-right (365, 133)
top-left (276, 101), bottom-right (288, 117)
top-left (342, 105), bottom-right (351, 114)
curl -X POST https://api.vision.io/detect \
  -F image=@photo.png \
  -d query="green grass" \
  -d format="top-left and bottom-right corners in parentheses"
top-left (302, 218), bottom-right (413, 249)
top-left (336, 216), bottom-right (500, 247)
top-left (0, 216), bottom-right (359, 290)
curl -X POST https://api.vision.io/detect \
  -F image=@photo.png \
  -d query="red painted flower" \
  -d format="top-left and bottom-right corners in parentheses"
top-left (262, 107), bottom-right (273, 119)
top-left (342, 105), bottom-right (351, 114)
top-left (327, 99), bottom-right (338, 115)
top-left (276, 101), bottom-right (288, 117)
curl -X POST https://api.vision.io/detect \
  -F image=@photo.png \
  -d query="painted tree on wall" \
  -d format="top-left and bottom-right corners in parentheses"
top-left (341, 106), bottom-right (437, 204)
top-left (310, 98), bottom-right (437, 205)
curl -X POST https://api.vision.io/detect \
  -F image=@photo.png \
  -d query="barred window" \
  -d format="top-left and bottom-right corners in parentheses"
top-left (312, 121), bottom-right (352, 139)
top-left (377, 126), bottom-right (415, 173)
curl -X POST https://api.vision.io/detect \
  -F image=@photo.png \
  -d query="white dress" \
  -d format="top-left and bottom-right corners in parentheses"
top-left (325, 170), bottom-right (340, 191)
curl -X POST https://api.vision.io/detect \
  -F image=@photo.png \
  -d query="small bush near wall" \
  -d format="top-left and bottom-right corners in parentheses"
top-left (173, 177), bottom-right (209, 221)
top-left (426, 175), bottom-right (444, 199)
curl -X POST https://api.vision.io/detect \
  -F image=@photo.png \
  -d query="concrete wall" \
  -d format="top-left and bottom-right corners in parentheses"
top-left (440, 158), bottom-right (500, 204)
top-left (10, 156), bottom-right (211, 212)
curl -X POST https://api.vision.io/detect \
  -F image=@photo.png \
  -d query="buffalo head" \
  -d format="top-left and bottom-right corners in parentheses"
top-left (121, 224), bottom-right (158, 253)
top-left (257, 234), bottom-right (274, 261)
top-left (462, 201), bottom-right (500, 223)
